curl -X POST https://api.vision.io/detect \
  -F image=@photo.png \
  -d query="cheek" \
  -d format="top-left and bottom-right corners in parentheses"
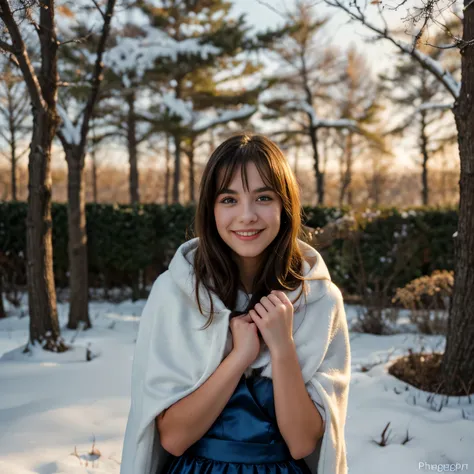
top-left (214, 208), bottom-right (229, 229)
top-left (267, 206), bottom-right (282, 222)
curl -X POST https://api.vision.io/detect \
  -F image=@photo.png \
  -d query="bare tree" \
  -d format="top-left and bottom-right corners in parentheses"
top-left (323, 0), bottom-right (473, 394)
top-left (0, 60), bottom-right (30, 200)
top-left (336, 46), bottom-right (382, 206)
top-left (260, 0), bottom-right (373, 204)
top-left (380, 35), bottom-right (457, 205)
top-left (0, 0), bottom-right (66, 351)
top-left (55, 0), bottom-right (117, 330)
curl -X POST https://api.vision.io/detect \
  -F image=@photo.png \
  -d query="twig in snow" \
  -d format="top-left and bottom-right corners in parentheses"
top-left (372, 421), bottom-right (392, 446)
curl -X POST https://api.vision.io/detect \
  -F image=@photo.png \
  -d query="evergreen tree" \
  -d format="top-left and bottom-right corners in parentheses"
top-left (106, 0), bottom-right (286, 204)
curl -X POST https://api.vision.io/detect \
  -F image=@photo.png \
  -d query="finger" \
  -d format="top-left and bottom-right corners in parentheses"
top-left (267, 294), bottom-right (286, 310)
top-left (270, 290), bottom-right (292, 306)
top-left (254, 302), bottom-right (268, 317)
top-left (249, 309), bottom-right (262, 327)
top-left (258, 296), bottom-right (275, 312)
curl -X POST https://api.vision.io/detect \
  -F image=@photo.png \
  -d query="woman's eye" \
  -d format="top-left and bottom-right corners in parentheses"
top-left (221, 197), bottom-right (235, 204)
top-left (220, 195), bottom-right (272, 204)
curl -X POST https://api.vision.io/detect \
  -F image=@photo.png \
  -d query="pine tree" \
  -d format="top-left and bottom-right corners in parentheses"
top-left (105, 0), bottom-right (285, 204)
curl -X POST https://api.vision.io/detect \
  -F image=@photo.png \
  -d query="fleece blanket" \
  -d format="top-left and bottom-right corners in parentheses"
top-left (120, 237), bottom-right (351, 474)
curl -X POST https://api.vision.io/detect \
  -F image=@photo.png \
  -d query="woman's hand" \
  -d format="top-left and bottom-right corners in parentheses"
top-left (249, 290), bottom-right (295, 357)
top-left (229, 313), bottom-right (261, 368)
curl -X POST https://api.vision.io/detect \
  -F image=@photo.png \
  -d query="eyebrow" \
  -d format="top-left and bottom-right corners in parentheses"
top-left (217, 186), bottom-right (275, 196)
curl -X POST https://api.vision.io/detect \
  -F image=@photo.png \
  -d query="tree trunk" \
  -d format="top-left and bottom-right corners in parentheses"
top-left (420, 111), bottom-right (429, 206)
top-left (165, 133), bottom-right (171, 205)
top-left (440, 2), bottom-right (474, 394)
top-left (347, 135), bottom-right (353, 206)
top-left (187, 136), bottom-right (196, 204)
top-left (172, 79), bottom-right (183, 204)
top-left (7, 84), bottom-right (17, 201)
top-left (10, 139), bottom-right (17, 201)
top-left (173, 133), bottom-right (181, 204)
top-left (339, 133), bottom-right (353, 207)
top-left (309, 124), bottom-right (324, 205)
top-left (127, 90), bottom-right (140, 205)
top-left (0, 273), bottom-right (6, 319)
top-left (66, 147), bottom-right (91, 330)
top-left (26, 108), bottom-right (66, 351)
top-left (91, 145), bottom-right (98, 204)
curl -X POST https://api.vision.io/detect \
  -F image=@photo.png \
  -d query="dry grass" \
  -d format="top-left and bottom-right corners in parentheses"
top-left (388, 350), bottom-right (474, 397)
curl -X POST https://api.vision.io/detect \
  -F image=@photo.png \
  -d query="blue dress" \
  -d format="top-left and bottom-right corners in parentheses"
top-left (162, 372), bottom-right (312, 474)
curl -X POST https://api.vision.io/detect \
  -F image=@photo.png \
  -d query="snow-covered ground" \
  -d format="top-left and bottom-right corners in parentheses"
top-left (0, 294), bottom-right (473, 474)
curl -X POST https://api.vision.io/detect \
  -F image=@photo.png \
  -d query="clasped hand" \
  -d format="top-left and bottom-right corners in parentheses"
top-left (229, 290), bottom-right (295, 366)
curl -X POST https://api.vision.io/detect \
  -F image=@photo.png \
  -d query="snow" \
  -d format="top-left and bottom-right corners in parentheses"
top-left (103, 26), bottom-right (221, 84)
top-left (260, 88), bottom-right (358, 131)
top-left (285, 99), bottom-right (358, 130)
top-left (57, 105), bottom-right (82, 146)
top-left (392, 42), bottom-right (460, 99)
top-left (153, 91), bottom-right (256, 131)
top-left (1, 294), bottom-right (473, 473)
top-left (193, 105), bottom-right (257, 132)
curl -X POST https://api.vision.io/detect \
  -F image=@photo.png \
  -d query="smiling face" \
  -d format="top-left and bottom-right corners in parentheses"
top-left (214, 162), bottom-right (283, 290)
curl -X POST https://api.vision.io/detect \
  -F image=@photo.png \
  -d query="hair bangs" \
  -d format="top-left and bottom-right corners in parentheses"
top-left (214, 141), bottom-right (276, 200)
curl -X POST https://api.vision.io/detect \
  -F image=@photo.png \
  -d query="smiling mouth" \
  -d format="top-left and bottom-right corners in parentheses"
top-left (232, 230), bottom-right (264, 240)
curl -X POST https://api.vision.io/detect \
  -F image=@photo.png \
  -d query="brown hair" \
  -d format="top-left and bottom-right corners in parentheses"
top-left (191, 132), bottom-right (313, 330)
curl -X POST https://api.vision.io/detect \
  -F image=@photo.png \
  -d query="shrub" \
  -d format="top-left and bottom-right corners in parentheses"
top-left (392, 270), bottom-right (454, 335)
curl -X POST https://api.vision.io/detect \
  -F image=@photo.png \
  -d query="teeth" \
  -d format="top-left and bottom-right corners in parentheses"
top-left (235, 231), bottom-right (260, 236)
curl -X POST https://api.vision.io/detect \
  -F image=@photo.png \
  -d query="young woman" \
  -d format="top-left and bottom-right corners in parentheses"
top-left (120, 133), bottom-right (351, 474)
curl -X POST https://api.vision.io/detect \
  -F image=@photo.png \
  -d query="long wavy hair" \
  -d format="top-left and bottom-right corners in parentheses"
top-left (192, 132), bottom-right (315, 330)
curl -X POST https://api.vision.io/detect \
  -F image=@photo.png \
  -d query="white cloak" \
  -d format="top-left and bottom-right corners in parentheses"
top-left (120, 237), bottom-right (351, 474)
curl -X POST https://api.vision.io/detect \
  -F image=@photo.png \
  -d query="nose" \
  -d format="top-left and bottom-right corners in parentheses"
top-left (238, 199), bottom-right (258, 222)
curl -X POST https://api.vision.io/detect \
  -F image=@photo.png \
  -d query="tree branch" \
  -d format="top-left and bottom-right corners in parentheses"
top-left (0, 39), bottom-right (15, 53)
top-left (78, 0), bottom-right (116, 149)
top-left (59, 29), bottom-right (95, 47)
top-left (91, 0), bottom-right (106, 21)
top-left (56, 126), bottom-right (69, 150)
top-left (323, 0), bottom-right (460, 99)
top-left (465, 0), bottom-right (474, 11)
top-left (0, 0), bottom-right (45, 111)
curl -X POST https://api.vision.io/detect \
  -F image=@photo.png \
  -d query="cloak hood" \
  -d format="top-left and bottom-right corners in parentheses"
top-left (168, 236), bottom-right (332, 313)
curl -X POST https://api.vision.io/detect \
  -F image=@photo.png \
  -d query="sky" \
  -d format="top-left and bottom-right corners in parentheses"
top-left (39, 0), bottom-right (459, 175)
top-left (227, 0), bottom-right (460, 173)
top-left (230, 0), bottom-right (397, 74)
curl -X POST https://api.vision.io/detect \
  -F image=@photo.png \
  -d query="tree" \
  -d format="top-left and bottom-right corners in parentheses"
top-left (324, 0), bottom-right (473, 394)
top-left (0, 0), bottom-right (66, 351)
top-left (98, 19), bottom-right (159, 206)
top-left (335, 46), bottom-right (382, 207)
top-left (0, 60), bottom-right (30, 201)
top-left (380, 39), bottom-right (456, 205)
top-left (106, 0), bottom-right (285, 204)
top-left (55, 0), bottom-right (117, 329)
top-left (258, 0), bottom-right (366, 205)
